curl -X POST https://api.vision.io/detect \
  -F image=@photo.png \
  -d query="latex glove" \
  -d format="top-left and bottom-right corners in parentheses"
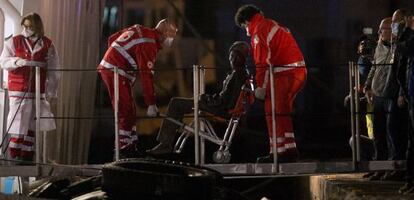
top-left (146, 104), bottom-right (158, 117)
top-left (16, 58), bottom-right (46, 67)
top-left (254, 87), bottom-right (266, 100)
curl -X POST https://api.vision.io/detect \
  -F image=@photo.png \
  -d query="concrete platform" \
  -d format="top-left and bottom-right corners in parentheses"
top-left (310, 173), bottom-right (414, 200)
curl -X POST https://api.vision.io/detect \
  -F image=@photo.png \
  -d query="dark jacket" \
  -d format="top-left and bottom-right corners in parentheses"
top-left (395, 28), bottom-right (414, 97)
top-left (200, 68), bottom-right (250, 117)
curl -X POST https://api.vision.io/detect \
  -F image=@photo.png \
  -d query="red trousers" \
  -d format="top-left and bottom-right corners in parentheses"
top-left (264, 68), bottom-right (306, 156)
top-left (100, 70), bottom-right (138, 149)
top-left (9, 130), bottom-right (35, 160)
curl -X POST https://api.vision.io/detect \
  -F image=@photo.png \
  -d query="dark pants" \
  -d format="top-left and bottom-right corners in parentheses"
top-left (407, 97), bottom-right (414, 181)
top-left (372, 96), bottom-right (408, 160)
top-left (156, 97), bottom-right (193, 146)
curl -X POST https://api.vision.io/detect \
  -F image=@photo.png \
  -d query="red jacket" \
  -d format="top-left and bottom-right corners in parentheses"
top-left (99, 24), bottom-right (161, 106)
top-left (247, 14), bottom-right (305, 87)
top-left (8, 35), bottom-right (51, 93)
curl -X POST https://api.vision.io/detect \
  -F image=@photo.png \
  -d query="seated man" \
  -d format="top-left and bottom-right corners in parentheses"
top-left (146, 41), bottom-right (251, 155)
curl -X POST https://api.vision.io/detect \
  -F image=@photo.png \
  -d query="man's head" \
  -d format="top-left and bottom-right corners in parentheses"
top-left (378, 17), bottom-right (392, 42)
top-left (234, 5), bottom-right (262, 35)
top-left (229, 41), bottom-right (250, 71)
top-left (391, 9), bottom-right (412, 37)
top-left (21, 12), bottom-right (44, 38)
top-left (155, 19), bottom-right (178, 47)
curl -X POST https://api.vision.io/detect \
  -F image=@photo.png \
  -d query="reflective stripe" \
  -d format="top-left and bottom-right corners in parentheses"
top-left (8, 91), bottom-right (46, 99)
top-left (21, 145), bottom-right (34, 151)
top-left (111, 42), bottom-right (138, 69)
top-left (9, 142), bottom-right (21, 148)
top-left (24, 136), bottom-right (35, 143)
top-left (119, 129), bottom-right (131, 137)
top-left (273, 60), bottom-right (306, 73)
top-left (285, 132), bottom-right (295, 138)
top-left (284, 142), bottom-right (296, 149)
top-left (100, 60), bottom-right (136, 82)
top-left (275, 146), bottom-right (286, 153)
top-left (262, 23), bottom-right (279, 89)
top-left (271, 137), bottom-right (285, 143)
top-left (266, 23), bottom-right (279, 67)
top-left (119, 138), bottom-right (132, 144)
top-left (124, 38), bottom-right (155, 50)
top-left (111, 38), bottom-right (155, 70)
top-left (262, 60), bottom-right (306, 88)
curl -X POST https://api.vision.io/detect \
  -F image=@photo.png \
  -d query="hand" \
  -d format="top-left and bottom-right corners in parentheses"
top-left (397, 95), bottom-right (407, 108)
top-left (254, 87), bottom-right (266, 100)
top-left (343, 94), bottom-right (351, 107)
top-left (146, 104), bottom-right (158, 117)
top-left (365, 89), bottom-right (373, 105)
top-left (16, 58), bottom-right (46, 67)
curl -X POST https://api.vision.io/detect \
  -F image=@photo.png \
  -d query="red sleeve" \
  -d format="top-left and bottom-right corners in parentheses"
top-left (135, 43), bottom-right (157, 106)
top-left (253, 29), bottom-right (272, 88)
top-left (108, 28), bottom-right (126, 48)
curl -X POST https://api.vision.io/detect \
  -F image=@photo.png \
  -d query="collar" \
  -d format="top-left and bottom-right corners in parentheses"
top-left (247, 13), bottom-right (265, 36)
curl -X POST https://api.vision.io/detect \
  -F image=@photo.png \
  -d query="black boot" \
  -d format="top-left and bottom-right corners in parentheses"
top-left (119, 143), bottom-right (144, 159)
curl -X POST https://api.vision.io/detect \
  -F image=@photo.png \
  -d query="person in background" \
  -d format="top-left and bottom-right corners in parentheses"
top-left (0, 13), bottom-right (60, 162)
top-left (393, 11), bottom-right (414, 194)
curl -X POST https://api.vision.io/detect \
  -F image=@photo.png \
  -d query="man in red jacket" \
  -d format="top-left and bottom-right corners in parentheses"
top-left (235, 5), bottom-right (307, 162)
top-left (98, 19), bottom-right (177, 158)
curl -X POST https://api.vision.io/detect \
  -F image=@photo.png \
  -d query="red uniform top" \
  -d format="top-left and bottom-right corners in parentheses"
top-left (247, 13), bottom-right (305, 87)
top-left (98, 24), bottom-right (162, 106)
top-left (9, 35), bottom-right (51, 93)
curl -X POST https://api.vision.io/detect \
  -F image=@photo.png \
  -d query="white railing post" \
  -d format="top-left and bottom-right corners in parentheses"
top-left (114, 67), bottom-right (120, 161)
top-left (193, 65), bottom-right (200, 165)
top-left (349, 61), bottom-right (357, 170)
top-left (269, 65), bottom-right (278, 173)
top-left (199, 66), bottom-right (205, 165)
top-left (35, 67), bottom-right (41, 164)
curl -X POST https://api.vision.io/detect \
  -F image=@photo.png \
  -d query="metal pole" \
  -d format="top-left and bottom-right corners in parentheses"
top-left (193, 65), bottom-right (200, 165)
top-left (199, 66), bottom-right (205, 165)
top-left (114, 68), bottom-right (120, 161)
top-left (42, 131), bottom-right (47, 163)
top-left (35, 66), bottom-right (41, 164)
top-left (354, 62), bottom-right (361, 162)
top-left (269, 66), bottom-right (278, 173)
top-left (348, 62), bottom-right (357, 169)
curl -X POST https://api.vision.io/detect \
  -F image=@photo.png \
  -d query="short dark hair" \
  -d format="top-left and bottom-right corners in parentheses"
top-left (234, 4), bottom-right (262, 27)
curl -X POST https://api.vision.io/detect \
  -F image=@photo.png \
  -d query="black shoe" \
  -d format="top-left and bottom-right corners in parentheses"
top-left (399, 182), bottom-right (413, 194)
top-left (368, 172), bottom-right (386, 181)
top-left (380, 171), bottom-right (406, 181)
top-left (119, 143), bottom-right (144, 158)
top-left (146, 143), bottom-right (173, 155)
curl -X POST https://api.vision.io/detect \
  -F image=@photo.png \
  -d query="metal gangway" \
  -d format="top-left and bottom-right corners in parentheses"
top-left (0, 63), bottom-right (406, 179)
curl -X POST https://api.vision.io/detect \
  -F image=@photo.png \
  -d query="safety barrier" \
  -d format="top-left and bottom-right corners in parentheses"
top-left (0, 62), bottom-right (407, 178)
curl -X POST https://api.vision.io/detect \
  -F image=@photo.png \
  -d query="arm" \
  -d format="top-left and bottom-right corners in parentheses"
top-left (136, 43), bottom-right (156, 106)
top-left (46, 43), bottom-right (60, 98)
top-left (0, 38), bottom-right (20, 70)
